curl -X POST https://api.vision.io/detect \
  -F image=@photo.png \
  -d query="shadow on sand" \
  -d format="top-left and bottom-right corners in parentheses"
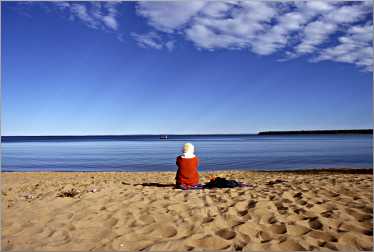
top-left (122, 182), bottom-right (176, 188)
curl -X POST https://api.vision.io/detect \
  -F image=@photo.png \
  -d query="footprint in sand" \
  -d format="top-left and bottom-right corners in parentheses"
top-left (320, 210), bottom-right (334, 218)
top-left (269, 222), bottom-right (287, 234)
top-left (308, 218), bottom-right (323, 230)
top-left (308, 230), bottom-right (338, 242)
top-left (296, 199), bottom-right (307, 206)
top-left (274, 202), bottom-right (289, 215)
top-left (237, 212), bottom-right (252, 223)
top-left (274, 238), bottom-right (306, 251)
top-left (138, 214), bottom-right (156, 225)
top-left (259, 213), bottom-right (278, 225)
top-left (188, 234), bottom-right (231, 250)
top-left (248, 200), bottom-right (257, 209)
top-left (215, 229), bottom-right (236, 240)
top-left (104, 217), bottom-right (119, 228)
top-left (337, 222), bottom-right (373, 236)
top-left (9, 224), bottom-right (51, 243)
top-left (336, 232), bottom-right (373, 251)
top-left (354, 235), bottom-right (373, 251)
top-left (362, 229), bottom-right (373, 236)
top-left (293, 208), bottom-right (307, 215)
top-left (133, 223), bottom-right (178, 239)
top-left (268, 216), bottom-right (278, 224)
top-left (286, 224), bottom-right (311, 236)
top-left (157, 226), bottom-right (179, 238)
top-left (345, 208), bottom-right (373, 222)
top-left (255, 231), bottom-right (272, 243)
top-left (45, 230), bottom-right (71, 246)
top-left (234, 200), bottom-right (248, 212)
top-left (202, 216), bottom-right (214, 224)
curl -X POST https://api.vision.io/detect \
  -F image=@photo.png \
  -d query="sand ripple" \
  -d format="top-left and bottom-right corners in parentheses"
top-left (2, 170), bottom-right (373, 251)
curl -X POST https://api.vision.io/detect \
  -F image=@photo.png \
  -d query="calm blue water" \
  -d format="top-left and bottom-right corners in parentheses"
top-left (1, 135), bottom-right (372, 172)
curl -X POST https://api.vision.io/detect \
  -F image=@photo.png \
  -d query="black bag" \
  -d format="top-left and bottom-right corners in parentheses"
top-left (204, 177), bottom-right (242, 189)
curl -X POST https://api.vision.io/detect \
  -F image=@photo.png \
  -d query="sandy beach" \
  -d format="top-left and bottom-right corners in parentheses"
top-left (1, 170), bottom-right (373, 251)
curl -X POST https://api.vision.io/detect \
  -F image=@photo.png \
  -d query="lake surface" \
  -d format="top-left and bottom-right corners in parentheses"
top-left (1, 135), bottom-right (372, 172)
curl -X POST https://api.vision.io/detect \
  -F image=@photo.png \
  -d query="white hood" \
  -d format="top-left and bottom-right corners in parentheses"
top-left (181, 143), bottom-right (195, 158)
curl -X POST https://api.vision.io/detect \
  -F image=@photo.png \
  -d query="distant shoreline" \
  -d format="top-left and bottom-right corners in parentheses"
top-left (2, 129), bottom-right (372, 142)
top-left (1, 134), bottom-right (255, 142)
top-left (258, 129), bottom-right (373, 135)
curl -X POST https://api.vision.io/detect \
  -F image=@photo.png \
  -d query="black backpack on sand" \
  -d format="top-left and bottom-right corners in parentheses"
top-left (204, 177), bottom-right (242, 189)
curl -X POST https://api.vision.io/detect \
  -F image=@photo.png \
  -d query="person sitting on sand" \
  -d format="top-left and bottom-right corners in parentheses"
top-left (175, 143), bottom-right (201, 189)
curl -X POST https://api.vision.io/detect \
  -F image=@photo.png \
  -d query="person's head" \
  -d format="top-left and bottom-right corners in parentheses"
top-left (183, 143), bottom-right (195, 155)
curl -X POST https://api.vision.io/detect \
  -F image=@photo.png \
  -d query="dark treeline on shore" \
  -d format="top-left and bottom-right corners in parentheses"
top-left (258, 129), bottom-right (373, 135)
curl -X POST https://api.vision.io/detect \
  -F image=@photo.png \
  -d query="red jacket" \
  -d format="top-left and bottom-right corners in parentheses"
top-left (175, 156), bottom-right (199, 186)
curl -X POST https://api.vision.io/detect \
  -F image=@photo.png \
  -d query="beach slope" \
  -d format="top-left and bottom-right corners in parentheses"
top-left (1, 170), bottom-right (372, 251)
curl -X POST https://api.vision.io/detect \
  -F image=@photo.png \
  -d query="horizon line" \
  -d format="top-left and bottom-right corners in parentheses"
top-left (2, 129), bottom-right (372, 138)
top-left (2, 133), bottom-right (257, 137)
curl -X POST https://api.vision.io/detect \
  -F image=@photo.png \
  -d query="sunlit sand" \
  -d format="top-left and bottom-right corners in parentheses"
top-left (2, 169), bottom-right (372, 251)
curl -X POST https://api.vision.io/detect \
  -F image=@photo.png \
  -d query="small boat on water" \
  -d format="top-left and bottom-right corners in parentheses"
top-left (160, 135), bottom-right (168, 140)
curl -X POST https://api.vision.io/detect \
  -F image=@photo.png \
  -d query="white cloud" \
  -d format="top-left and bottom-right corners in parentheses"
top-left (185, 24), bottom-right (247, 49)
top-left (102, 15), bottom-right (118, 30)
top-left (136, 2), bottom-right (206, 32)
top-left (314, 23), bottom-right (373, 71)
top-left (165, 40), bottom-right (176, 51)
top-left (348, 25), bottom-right (373, 43)
top-left (132, 32), bottom-right (163, 50)
top-left (185, 1), bottom-right (278, 50)
top-left (132, 32), bottom-right (175, 51)
top-left (304, 1), bottom-right (334, 12)
top-left (200, 1), bottom-right (233, 18)
top-left (294, 2), bottom-right (371, 55)
top-left (249, 12), bottom-right (309, 55)
top-left (17, 1), bottom-right (372, 72)
top-left (53, 2), bottom-right (120, 31)
top-left (295, 21), bottom-right (337, 54)
top-left (326, 4), bottom-right (369, 24)
top-left (136, 1), bottom-right (372, 71)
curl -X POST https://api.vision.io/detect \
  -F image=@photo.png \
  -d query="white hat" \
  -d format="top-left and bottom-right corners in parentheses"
top-left (182, 143), bottom-right (195, 158)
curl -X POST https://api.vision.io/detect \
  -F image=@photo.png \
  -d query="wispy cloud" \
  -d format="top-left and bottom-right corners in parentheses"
top-left (295, 2), bottom-right (370, 55)
top-left (295, 21), bottom-right (338, 54)
top-left (136, 2), bottom-right (206, 33)
top-left (13, 1), bottom-right (373, 72)
top-left (136, 1), bottom-right (373, 71)
top-left (184, 1), bottom-right (277, 50)
top-left (131, 31), bottom-right (174, 51)
top-left (314, 23), bottom-right (373, 72)
top-left (53, 2), bottom-right (120, 31)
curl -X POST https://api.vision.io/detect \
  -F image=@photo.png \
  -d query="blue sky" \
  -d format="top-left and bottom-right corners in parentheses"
top-left (2, 1), bottom-right (373, 135)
